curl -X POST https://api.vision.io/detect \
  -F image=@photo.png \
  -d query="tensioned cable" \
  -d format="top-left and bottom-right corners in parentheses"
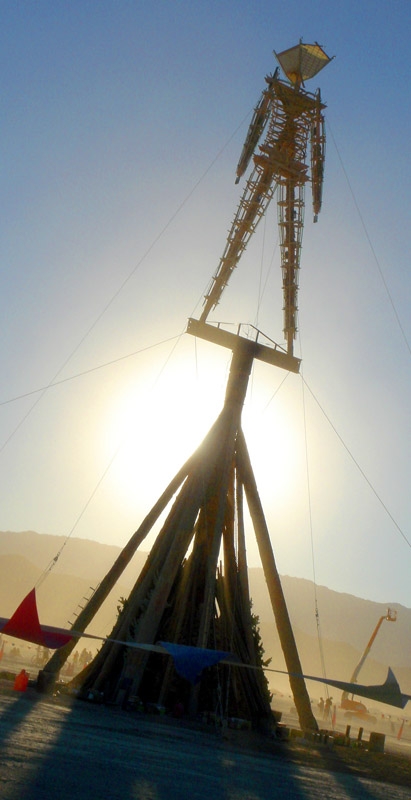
top-left (0, 252), bottom-right (231, 412)
top-left (34, 450), bottom-right (126, 586)
top-left (328, 120), bottom-right (411, 360)
top-left (33, 330), bottom-right (199, 587)
top-left (245, 113), bottom-right (411, 688)
top-left (257, 121), bottom-right (411, 676)
top-left (302, 375), bottom-right (411, 551)
top-left (33, 326), bottom-right (195, 585)
top-left (33, 334), bottom-right (188, 586)
top-left (0, 335), bottom-right (180, 408)
top-left (1, 108), bottom-right (251, 455)
top-left (298, 343), bottom-right (329, 693)
top-left (291, 122), bottom-right (411, 683)
top-left (34, 112), bottom-right (254, 585)
top-left (30, 158), bottom-right (247, 586)
top-left (261, 370), bottom-right (290, 412)
top-left (259, 305), bottom-right (330, 693)
top-left (0, 242), bottom-right (225, 411)
top-left (1, 107), bottom-right (250, 578)
top-left (256, 361), bottom-right (411, 713)
top-left (35, 442), bottom-right (124, 589)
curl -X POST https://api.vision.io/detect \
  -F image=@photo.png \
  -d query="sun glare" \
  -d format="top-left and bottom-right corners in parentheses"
top-left (242, 390), bottom-right (303, 506)
top-left (96, 344), bottom-right (305, 576)
top-left (103, 354), bottom-right (227, 514)
top-left (100, 348), bottom-right (305, 567)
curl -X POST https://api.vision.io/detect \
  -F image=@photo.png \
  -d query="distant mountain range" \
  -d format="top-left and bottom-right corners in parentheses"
top-left (1, 530), bottom-right (410, 697)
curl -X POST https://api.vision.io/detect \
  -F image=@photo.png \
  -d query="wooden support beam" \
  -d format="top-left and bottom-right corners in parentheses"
top-left (187, 318), bottom-right (300, 373)
top-left (236, 428), bottom-right (318, 733)
top-left (40, 452), bottom-right (197, 686)
top-left (92, 453), bottom-right (225, 695)
top-left (70, 338), bottom-right (316, 732)
top-left (235, 477), bottom-right (257, 665)
top-left (187, 343), bottom-right (255, 716)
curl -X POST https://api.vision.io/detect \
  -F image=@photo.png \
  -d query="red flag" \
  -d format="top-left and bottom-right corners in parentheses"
top-left (397, 720), bottom-right (405, 740)
top-left (1, 589), bottom-right (72, 649)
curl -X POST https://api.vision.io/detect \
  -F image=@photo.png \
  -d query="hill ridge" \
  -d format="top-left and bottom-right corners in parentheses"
top-left (1, 530), bottom-right (410, 694)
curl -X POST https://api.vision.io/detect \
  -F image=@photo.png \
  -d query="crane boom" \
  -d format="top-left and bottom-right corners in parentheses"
top-left (341, 608), bottom-right (397, 711)
top-left (349, 609), bottom-right (397, 687)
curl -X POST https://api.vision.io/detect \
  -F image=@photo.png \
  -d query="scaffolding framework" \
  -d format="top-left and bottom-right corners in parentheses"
top-left (200, 71), bottom-right (326, 357)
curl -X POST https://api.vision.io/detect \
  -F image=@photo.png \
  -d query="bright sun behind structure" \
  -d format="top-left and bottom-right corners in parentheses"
top-left (102, 347), bottom-right (304, 564)
top-left (242, 388), bottom-right (304, 504)
top-left (103, 351), bottom-right (227, 514)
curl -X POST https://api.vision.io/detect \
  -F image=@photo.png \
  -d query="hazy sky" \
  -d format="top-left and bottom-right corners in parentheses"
top-left (1, 2), bottom-right (411, 612)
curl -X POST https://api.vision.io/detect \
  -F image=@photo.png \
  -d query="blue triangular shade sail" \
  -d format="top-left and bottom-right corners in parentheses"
top-left (158, 642), bottom-right (411, 708)
top-left (158, 641), bottom-right (238, 685)
top-left (299, 667), bottom-right (411, 710)
top-left (1, 592), bottom-right (410, 710)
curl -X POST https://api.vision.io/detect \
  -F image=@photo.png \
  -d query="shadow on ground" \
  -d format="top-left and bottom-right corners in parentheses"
top-left (0, 685), bottom-right (410, 800)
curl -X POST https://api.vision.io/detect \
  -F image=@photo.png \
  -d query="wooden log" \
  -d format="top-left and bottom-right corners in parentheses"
top-left (235, 475), bottom-right (257, 665)
top-left (215, 567), bottom-right (271, 720)
top-left (236, 429), bottom-right (318, 733)
top-left (92, 469), bottom-right (209, 694)
top-left (81, 472), bottom-right (202, 692)
top-left (196, 342), bottom-right (255, 649)
top-left (117, 474), bottom-right (208, 698)
top-left (112, 396), bottom-right (250, 699)
top-left (41, 452), bottom-right (196, 684)
top-left (75, 407), bottom-right (233, 694)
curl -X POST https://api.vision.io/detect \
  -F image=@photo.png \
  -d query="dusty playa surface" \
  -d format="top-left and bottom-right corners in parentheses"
top-left (0, 684), bottom-right (411, 799)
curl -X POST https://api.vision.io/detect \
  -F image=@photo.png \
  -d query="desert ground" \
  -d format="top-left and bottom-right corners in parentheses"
top-left (1, 680), bottom-right (411, 800)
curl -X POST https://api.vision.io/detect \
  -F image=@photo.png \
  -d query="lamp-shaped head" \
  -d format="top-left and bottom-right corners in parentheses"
top-left (274, 41), bottom-right (333, 87)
